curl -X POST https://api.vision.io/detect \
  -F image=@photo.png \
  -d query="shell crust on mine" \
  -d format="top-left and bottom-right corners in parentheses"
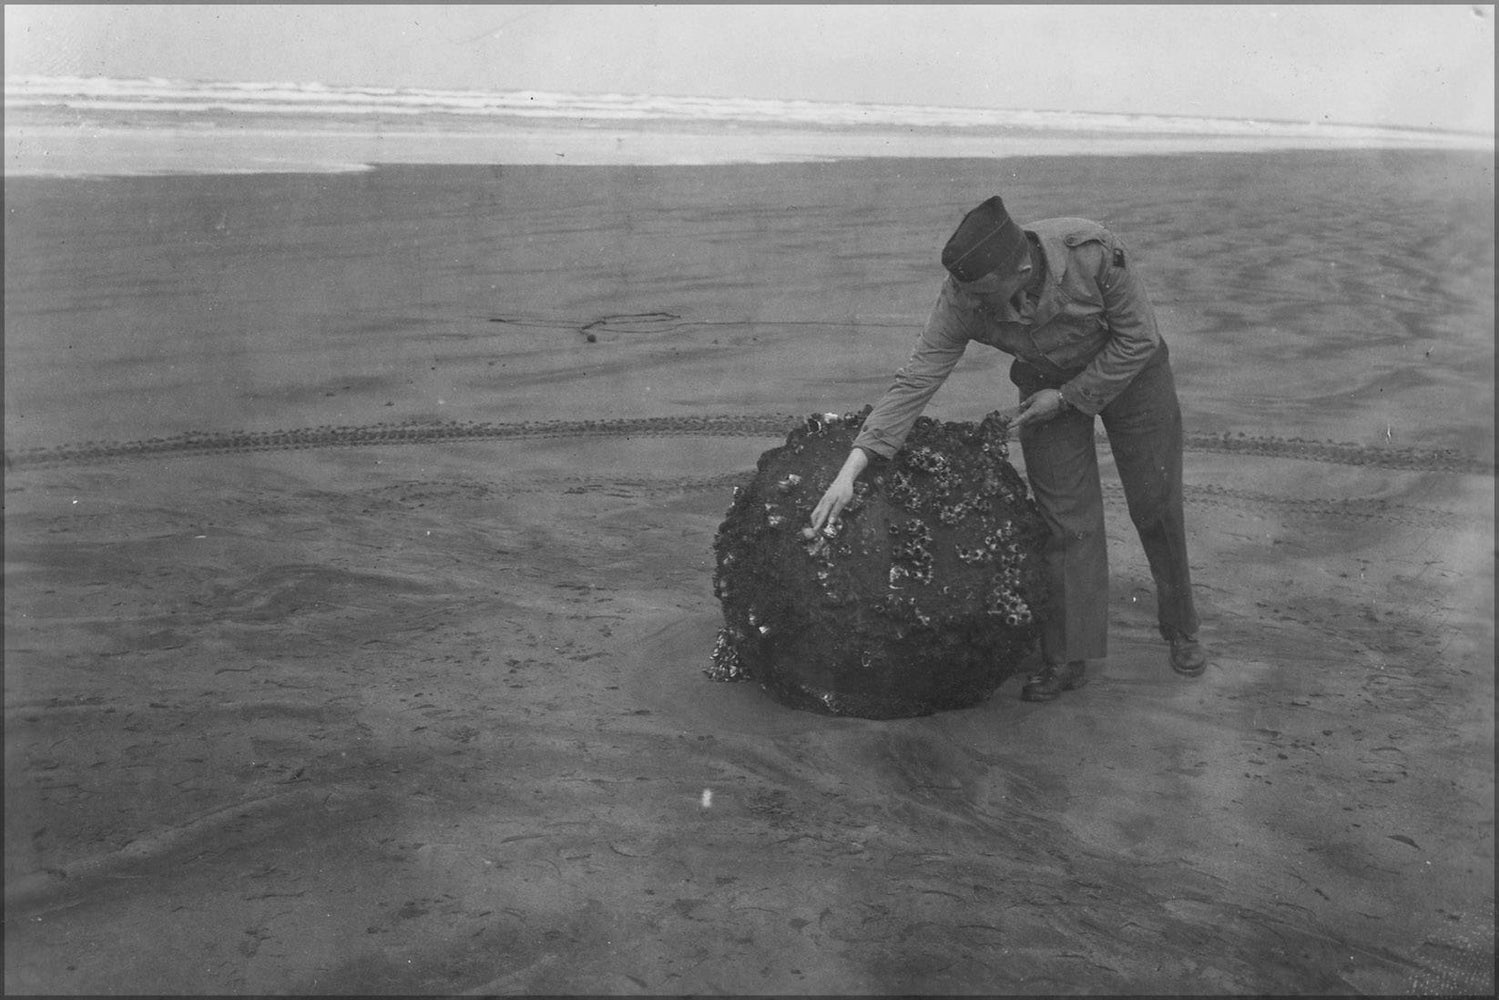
top-left (709, 406), bottom-right (1049, 719)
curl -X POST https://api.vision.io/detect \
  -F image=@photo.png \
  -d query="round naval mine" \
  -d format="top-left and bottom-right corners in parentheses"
top-left (709, 406), bottom-right (1050, 719)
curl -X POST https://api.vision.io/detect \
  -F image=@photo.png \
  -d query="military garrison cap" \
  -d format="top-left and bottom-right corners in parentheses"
top-left (941, 196), bottom-right (1030, 282)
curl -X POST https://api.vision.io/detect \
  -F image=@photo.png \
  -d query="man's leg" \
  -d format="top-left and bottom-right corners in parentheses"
top-left (1099, 348), bottom-right (1202, 657)
top-left (1018, 404), bottom-right (1110, 665)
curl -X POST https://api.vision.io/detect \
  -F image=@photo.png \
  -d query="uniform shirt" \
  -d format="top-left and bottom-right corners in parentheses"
top-left (852, 217), bottom-right (1164, 460)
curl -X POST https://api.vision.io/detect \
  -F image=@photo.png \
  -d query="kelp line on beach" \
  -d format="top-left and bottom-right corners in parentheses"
top-left (5, 413), bottom-right (1489, 475)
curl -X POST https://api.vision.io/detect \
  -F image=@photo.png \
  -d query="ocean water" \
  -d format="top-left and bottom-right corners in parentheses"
top-left (5, 75), bottom-right (1493, 176)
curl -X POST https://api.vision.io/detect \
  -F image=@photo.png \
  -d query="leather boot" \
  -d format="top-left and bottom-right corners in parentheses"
top-left (1166, 630), bottom-right (1206, 677)
top-left (1021, 660), bottom-right (1088, 702)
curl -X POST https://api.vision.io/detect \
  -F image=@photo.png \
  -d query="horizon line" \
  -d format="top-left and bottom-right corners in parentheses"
top-left (5, 72), bottom-right (1492, 139)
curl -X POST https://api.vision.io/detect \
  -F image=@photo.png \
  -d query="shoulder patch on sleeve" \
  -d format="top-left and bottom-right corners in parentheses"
top-left (1112, 248), bottom-right (1126, 268)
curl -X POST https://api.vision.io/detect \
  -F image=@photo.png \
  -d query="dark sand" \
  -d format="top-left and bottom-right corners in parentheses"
top-left (4, 151), bottom-right (1494, 994)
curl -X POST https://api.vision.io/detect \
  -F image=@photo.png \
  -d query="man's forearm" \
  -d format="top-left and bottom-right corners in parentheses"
top-left (834, 446), bottom-right (870, 485)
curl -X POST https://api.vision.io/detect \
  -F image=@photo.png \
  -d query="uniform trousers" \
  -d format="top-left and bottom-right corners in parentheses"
top-left (1011, 344), bottom-right (1199, 663)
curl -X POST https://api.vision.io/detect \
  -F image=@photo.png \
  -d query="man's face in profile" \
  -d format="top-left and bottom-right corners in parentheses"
top-left (952, 255), bottom-right (1034, 310)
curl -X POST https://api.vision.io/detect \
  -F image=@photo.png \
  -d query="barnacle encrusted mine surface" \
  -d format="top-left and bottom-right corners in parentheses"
top-left (708, 406), bottom-right (1049, 719)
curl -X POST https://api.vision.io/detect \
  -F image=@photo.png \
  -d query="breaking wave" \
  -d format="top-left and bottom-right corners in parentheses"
top-left (6, 74), bottom-right (1489, 145)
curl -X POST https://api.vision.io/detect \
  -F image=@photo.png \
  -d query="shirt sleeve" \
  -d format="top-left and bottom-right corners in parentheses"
top-left (852, 280), bottom-right (974, 459)
top-left (1060, 238), bottom-right (1163, 415)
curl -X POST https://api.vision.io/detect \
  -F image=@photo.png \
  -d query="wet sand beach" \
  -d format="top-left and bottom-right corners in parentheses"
top-left (4, 150), bottom-right (1495, 994)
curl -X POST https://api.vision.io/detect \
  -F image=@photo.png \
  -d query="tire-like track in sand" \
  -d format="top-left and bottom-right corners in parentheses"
top-left (4, 414), bottom-right (1490, 475)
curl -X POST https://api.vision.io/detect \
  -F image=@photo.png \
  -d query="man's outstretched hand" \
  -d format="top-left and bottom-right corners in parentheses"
top-left (805, 478), bottom-right (854, 537)
top-left (804, 447), bottom-right (870, 538)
